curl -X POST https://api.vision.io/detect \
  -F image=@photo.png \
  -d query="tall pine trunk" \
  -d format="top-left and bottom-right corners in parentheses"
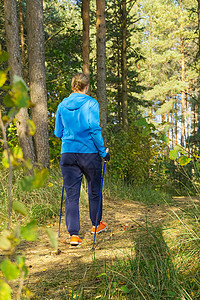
top-left (198, 0), bottom-right (200, 57)
top-left (82, 0), bottom-right (90, 81)
top-left (175, 98), bottom-right (178, 145)
top-left (121, 0), bottom-right (128, 130)
top-left (117, 34), bottom-right (122, 124)
top-left (96, 0), bottom-right (107, 134)
top-left (26, 0), bottom-right (49, 168)
top-left (180, 37), bottom-right (185, 146)
top-left (4, 0), bottom-right (36, 163)
top-left (19, 0), bottom-right (26, 81)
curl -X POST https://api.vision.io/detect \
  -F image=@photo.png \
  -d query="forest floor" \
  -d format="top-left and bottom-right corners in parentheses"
top-left (8, 195), bottom-right (200, 299)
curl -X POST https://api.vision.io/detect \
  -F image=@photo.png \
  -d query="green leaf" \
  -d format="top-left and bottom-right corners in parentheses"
top-left (20, 168), bottom-right (49, 191)
top-left (1, 259), bottom-right (20, 280)
top-left (161, 134), bottom-right (169, 143)
top-left (20, 176), bottom-right (34, 191)
top-left (2, 149), bottom-right (22, 168)
top-left (178, 156), bottom-right (191, 166)
top-left (16, 256), bottom-right (25, 269)
top-left (0, 71), bottom-right (7, 87)
top-left (136, 118), bottom-right (148, 127)
top-left (12, 201), bottom-right (28, 216)
top-left (119, 285), bottom-right (130, 293)
top-left (45, 228), bottom-right (58, 250)
top-left (26, 119), bottom-right (36, 136)
top-left (16, 257), bottom-right (28, 277)
top-left (24, 159), bottom-right (33, 170)
top-left (2, 150), bottom-right (9, 168)
top-left (0, 279), bottom-right (12, 300)
top-left (141, 127), bottom-right (151, 137)
top-left (0, 236), bottom-right (11, 251)
top-left (0, 50), bottom-right (9, 63)
top-left (1, 115), bottom-right (10, 124)
top-left (174, 144), bottom-right (185, 153)
top-left (12, 79), bottom-right (29, 108)
top-left (3, 92), bottom-right (16, 108)
top-left (169, 150), bottom-right (178, 160)
top-left (32, 168), bottom-right (49, 189)
top-left (8, 107), bottom-right (18, 119)
top-left (20, 220), bottom-right (38, 241)
top-left (13, 147), bottom-right (23, 160)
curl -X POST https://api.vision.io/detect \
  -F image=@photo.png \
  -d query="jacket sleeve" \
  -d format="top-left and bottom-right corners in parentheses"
top-left (54, 105), bottom-right (64, 138)
top-left (89, 100), bottom-right (107, 158)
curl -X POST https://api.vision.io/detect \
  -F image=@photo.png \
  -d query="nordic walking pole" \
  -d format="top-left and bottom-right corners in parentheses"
top-left (58, 185), bottom-right (64, 237)
top-left (92, 159), bottom-right (107, 251)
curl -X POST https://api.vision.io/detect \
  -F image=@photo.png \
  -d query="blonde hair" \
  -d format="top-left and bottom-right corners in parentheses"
top-left (71, 73), bottom-right (89, 92)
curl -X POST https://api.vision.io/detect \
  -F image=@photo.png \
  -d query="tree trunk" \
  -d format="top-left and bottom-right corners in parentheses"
top-left (117, 35), bottom-right (122, 125)
top-left (121, 0), bottom-right (128, 130)
top-left (82, 0), bottom-right (90, 81)
top-left (4, 0), bottom-right (36, 163)
top-left (26, 0), bottom-right (49, 168)
top-left (180, 37), bottom-right (185, 146)
top-left (198, 0), bottom-right (200, 57)
top-left (175, 98), bottom-right (178, 145)
top-left (186, 90), bottom-right (189, 140)
top-left (96, 0), bottom-right (107, 134)
top-left (19, 0), bottom-right (26, 81)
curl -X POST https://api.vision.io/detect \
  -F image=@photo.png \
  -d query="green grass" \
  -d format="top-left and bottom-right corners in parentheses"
top-left (104, 175), bottom-right (172, 205)
top-left (0, 165), bottom-right (63, 227)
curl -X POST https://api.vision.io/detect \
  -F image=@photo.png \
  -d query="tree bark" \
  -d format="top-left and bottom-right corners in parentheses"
top-left (175, 97), bottom-right (178, 145)
top-left (117, 34), bottom-right (122, 124)
top-left (186, 90), bottom-right (189, 140)
top-left (82, 0), bottom-right (90, 81)
top-left (19, 0), bottom-right (26, 81)
top-left (96, 0), bottom-right (107, 134)
top-left (198, 0), bottom-right (200, 57)
top-left (26, 0), bottom-right (49, 168)
top-left (4, 0), bottom-right (36, 163)
top-left (180, 37), bottom-right (185, 146)
top-left (121, 0), bottom-right (128, 130)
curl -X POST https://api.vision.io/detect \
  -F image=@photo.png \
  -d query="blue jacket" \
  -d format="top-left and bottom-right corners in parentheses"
top-left (54, 93), bottom-right (107, 158)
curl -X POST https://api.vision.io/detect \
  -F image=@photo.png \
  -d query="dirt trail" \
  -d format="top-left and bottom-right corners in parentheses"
top-left (5, 196), bottom-right (200, 299)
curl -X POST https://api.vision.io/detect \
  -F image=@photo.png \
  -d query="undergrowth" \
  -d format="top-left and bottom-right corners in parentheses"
top-left (0, 165), bottom-right (172, 228)
top-left (104, 175), bottom-right (172, 205)
top-left (1, 164), bottom-right (200, 299)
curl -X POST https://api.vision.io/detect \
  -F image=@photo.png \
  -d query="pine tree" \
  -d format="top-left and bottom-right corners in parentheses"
top-left (4, 0), bottom-right (36, 163)
top-left (27, 0), bottom-right (49, 168)
top-left (96, 0), bottom-right (107, 134)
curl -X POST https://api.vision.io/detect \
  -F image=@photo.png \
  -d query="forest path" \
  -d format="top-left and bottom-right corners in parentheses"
top-left (16, 195), bottom-right (199, 299)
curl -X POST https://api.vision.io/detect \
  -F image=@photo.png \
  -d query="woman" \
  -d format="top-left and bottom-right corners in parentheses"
top-left (54, 73), bottom-right (110, 246)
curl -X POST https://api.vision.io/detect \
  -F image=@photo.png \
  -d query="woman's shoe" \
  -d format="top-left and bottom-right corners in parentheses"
top-left (70, 235), bottom-right (82, 246)
top-left (91, 221), bottom-right (107, 234)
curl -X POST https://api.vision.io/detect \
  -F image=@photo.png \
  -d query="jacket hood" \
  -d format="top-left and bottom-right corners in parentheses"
top-left (62, 93), bottom-right (90, 110)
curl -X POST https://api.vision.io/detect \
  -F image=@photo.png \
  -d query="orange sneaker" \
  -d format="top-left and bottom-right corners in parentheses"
top-left (91, 221), bottom-right (108, 234)
top-left (70, 235), bottom-right (82, 246)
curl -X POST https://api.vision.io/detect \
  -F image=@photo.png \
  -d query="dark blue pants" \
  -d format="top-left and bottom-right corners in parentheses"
top-left (60, 153), bottom-right (102, 236)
